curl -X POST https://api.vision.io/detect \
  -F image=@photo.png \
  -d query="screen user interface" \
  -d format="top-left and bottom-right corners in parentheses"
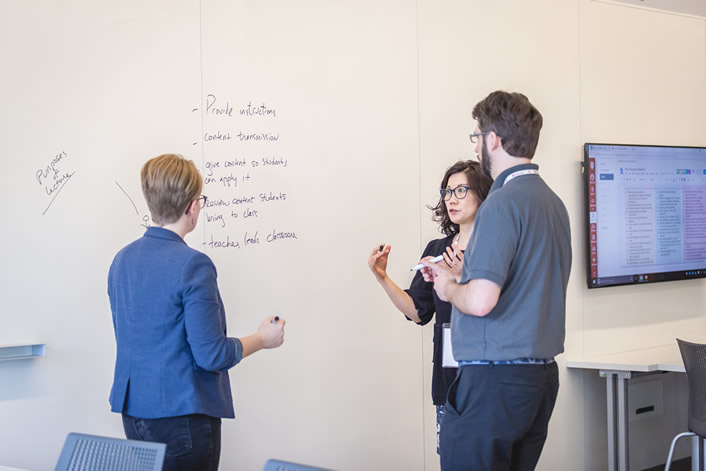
top-left (585, 144), bottom-right (706, 288)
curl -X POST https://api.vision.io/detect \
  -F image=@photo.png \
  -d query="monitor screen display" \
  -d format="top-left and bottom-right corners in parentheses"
top-left (584, 143), bottom-right (706, 288)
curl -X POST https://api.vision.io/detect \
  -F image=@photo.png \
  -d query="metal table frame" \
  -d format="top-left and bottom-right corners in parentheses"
top-left (568, 344), bottom-right (702, 471)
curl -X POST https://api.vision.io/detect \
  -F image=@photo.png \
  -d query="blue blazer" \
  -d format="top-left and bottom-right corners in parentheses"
top-left (108, 227), bottom-right (242, 419)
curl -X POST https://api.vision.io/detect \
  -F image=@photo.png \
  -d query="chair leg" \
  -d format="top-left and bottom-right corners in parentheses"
top-left (697, 436), bottom-right (704, 471)
top-left (666, 432), bottom-right (696, 471)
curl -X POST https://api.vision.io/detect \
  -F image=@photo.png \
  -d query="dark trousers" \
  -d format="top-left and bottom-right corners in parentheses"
top-left (439, 362), bottom-right (559, 471)
top-left (122, 413), bottom-right (222, 471)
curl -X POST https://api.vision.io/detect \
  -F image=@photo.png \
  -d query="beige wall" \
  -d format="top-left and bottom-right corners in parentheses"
top-left (0, 1), bottom-right (704, 470)
top-left (417, 1), bottom-right (706, 470)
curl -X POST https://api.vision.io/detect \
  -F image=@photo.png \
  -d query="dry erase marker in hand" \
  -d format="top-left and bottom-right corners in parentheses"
top-left (272, 316), bottom-right (280, 324)
top-left (411, 255), bottom-right (444, 271)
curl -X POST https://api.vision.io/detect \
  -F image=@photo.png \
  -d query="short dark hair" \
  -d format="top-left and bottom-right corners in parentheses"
top-left (472, 91), bottom-right (543, 159)
top-left (429, 160), bottom-right (492, 236)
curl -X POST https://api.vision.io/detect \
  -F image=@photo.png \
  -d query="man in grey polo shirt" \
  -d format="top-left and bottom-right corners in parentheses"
top-left (424, 91), bottom-right (571, 470)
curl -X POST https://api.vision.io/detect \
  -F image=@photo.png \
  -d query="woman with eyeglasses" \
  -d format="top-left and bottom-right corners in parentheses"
top-left (367, 160), bottom-right (492, 455)
top-left (108, 153), bottom-right (285, 471)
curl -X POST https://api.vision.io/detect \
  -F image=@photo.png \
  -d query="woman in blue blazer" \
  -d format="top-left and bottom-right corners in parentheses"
top-left (108, 153), bottom-right (286, 470)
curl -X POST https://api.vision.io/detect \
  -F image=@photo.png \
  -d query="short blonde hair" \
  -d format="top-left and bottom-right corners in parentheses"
top-left (141, 154), bottom-right (203, 225)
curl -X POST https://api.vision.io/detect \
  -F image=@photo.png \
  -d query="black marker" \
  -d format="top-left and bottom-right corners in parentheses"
top-left (379, 245), bottom-right (384, 252)
top-left (272, 316), bottom-right (280, 324)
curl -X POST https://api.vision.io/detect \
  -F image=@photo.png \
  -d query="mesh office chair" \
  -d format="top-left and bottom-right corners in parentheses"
top-left (665, 339), bottom-right (706, 471)
top-left (55, 432), bottom-right (166, 471)
top-left (263, 458), bottom-right (333, 471)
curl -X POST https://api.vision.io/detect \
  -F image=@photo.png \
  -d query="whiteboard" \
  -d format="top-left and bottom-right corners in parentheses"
top-left (0, 1), bottom-right (427, 470)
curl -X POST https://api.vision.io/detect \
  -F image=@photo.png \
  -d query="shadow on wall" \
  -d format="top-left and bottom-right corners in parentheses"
top-left (581, 279), bottom-right (706, 330)
top-left (0, 357), bottom-right (46, 402)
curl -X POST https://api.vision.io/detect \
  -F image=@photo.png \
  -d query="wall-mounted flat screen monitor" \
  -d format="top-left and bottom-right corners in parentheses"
top-left (583, 143), bottom-right (706, 288)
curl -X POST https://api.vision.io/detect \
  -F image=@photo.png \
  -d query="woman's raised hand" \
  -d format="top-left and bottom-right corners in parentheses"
top-left (368, 245), bottom-right (390, 282)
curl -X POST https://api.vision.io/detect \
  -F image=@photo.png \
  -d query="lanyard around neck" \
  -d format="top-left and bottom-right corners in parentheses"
top-left (503, 169), bottom-right (539, 185)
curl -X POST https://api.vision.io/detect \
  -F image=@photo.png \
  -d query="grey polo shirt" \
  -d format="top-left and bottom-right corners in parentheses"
top-left (451, 163), bottom-right (572, 361)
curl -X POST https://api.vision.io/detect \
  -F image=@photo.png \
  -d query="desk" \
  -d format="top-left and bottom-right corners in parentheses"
top-left (567, 343), bottom-right (697, 471)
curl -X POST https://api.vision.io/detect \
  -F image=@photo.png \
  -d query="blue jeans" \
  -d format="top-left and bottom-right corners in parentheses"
top-left (436, 405), bottom-right (446, 455)
top-left (122, 413), bottom-right (222, 471)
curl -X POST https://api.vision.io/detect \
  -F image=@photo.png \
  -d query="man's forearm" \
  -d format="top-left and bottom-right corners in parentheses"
top-left (448, 279), bottom-right (500, 317)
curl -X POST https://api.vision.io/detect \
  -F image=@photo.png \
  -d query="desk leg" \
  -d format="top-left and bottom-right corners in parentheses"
top-left (601, 370), bottom-right (631, 471)
top-left (606, 374), bottom-right (617, 471)
top-left (616, 375), bottom-right (629, 471)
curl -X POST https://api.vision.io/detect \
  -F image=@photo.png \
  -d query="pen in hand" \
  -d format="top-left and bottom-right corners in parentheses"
top-left (272, 316), bottom-right (280, 324)
top-left (410, 254), bottom-right (444, 271)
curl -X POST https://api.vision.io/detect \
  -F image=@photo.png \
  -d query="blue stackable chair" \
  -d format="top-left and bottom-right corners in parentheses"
top-left (55, 432), bottom-right (166, 471)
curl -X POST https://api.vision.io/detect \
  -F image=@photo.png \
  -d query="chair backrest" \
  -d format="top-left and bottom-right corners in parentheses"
top-left (677, 338), bottom-right (706, 437)
top-left (55, 432), bottom-right (166, 471)
top-left (263, 458), bottom-right (333, 471)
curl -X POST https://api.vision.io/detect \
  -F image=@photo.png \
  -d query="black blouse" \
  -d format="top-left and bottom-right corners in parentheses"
top-left (404, 235), bottom-right (459, 405)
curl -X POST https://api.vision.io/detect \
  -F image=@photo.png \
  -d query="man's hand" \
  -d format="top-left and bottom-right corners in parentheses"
top-left (421, 258), bottom-right (457, 302)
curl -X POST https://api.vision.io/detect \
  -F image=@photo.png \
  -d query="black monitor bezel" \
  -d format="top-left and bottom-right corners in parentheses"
top-left (583, 142), bottom-right (706, 289)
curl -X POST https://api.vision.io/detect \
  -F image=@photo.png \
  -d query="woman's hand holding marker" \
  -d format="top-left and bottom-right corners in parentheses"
top-left (368, 244), bottom-right (391, 282)
top-left (258, 315), bottom-right (285, 348)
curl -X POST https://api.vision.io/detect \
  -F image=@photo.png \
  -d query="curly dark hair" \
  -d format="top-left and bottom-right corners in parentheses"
top-left (428, 160), bottom-right (492, 236)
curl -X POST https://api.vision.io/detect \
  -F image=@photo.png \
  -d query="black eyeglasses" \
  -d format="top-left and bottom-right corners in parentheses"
top-left (440, 185), bottom-right (471, 201)
top-left (469, 131), bottom-right (492, 144)
top-left (196, 195), bottom-right (208, 208)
